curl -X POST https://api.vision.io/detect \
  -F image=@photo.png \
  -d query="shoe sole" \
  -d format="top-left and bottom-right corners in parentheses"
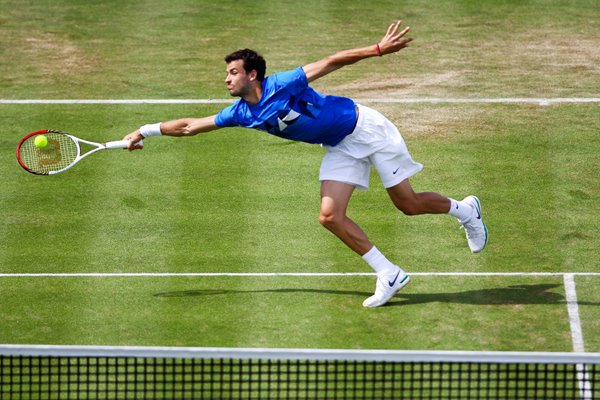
top-left (467, 195), bottom-right (488, 253)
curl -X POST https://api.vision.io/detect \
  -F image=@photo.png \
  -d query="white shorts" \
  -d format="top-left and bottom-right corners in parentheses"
top-left (319, 105), bottom-right (423, 190)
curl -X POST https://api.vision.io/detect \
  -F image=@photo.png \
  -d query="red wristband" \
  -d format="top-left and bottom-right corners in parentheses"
top-left (375, 43), bottom-right (382, 56)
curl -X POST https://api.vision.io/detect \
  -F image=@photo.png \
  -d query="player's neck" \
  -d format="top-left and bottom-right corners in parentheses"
top-left (242, 82), bottom-right (263, 105)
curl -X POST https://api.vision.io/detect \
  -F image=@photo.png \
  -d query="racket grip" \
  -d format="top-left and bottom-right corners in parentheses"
top-left (105, 139), bottom-right (143, 149)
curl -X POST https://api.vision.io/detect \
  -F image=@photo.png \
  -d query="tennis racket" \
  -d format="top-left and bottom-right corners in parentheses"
top-left (16, 129), bottom-right (141, 175)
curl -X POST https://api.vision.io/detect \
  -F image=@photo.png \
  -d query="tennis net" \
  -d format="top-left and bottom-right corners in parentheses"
top-left (1, 345), bottom-right (599, 399)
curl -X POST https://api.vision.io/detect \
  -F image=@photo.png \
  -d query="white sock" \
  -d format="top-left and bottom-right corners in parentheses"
top-left (448, 198), bottom-right (473, 222)
top-left (362, 246), bottom-right (402, 275)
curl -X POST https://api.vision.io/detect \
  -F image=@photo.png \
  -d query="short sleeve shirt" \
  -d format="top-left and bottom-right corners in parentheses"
top-left (215, 67), bottom-right (356, 146)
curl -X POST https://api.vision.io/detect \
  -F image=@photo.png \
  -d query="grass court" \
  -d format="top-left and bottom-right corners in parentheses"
top-left (1, 0), bottom-right (599, 354)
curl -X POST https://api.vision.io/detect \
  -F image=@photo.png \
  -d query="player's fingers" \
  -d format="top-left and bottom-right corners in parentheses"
top-left (386, 23), bottom-right (394, 36)
top-left (397, 37), bottom-right (413, 49)
top-left (391, 26), bottom-right (410, 42)
top-left (126, 139), bottom-right (140, 151)
top-left (385, 20), bottom-right (399, 38)
top-left (398, 26), bottom-right (410, 37)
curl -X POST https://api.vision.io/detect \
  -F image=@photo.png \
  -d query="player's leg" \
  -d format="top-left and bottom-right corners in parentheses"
top-left (319, 180), bottom-right (410, 307)
top-left (386, 179), bottom-right (454, 216)
top-left (319, 180), bottom-right (371, 256)
top-left (366, 119), bottom-right (488, 253)
top-left (385, 179), bottom-right (488, 252)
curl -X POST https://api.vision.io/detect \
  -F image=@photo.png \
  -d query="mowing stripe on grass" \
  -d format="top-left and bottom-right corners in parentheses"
top-left (1, 98), bottom-right (599, 105)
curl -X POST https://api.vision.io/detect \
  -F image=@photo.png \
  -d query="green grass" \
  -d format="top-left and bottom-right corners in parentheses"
top-left (1, 0), bottom-right (598, 98)
top-left (0, 0), bottom-right (599, 354)
top-left (0, 276), bottom-right (571, 351)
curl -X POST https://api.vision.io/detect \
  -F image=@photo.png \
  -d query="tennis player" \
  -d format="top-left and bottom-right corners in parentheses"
top-left (124, 20), bottom-right (488, 307)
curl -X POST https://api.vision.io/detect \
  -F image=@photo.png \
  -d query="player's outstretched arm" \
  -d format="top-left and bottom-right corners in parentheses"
top-left (124, 116), bottom-right (219, 150)
top-left (302, 20), bottom-right (413, 83)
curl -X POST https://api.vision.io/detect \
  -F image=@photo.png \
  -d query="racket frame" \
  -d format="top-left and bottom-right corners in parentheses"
top-left (16, 129), bottom-right (132, 175)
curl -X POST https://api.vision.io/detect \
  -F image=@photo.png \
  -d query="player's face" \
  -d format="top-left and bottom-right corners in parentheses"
top-left (225, 60), bottom-right (254, 97)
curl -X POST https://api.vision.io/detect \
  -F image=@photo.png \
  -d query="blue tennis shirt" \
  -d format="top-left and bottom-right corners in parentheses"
top-left (214, 67), bottom-right (357, 146)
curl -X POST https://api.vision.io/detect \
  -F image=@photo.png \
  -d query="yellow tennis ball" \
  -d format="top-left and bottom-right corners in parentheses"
top-left (34, 135), bottom-right (48, 148)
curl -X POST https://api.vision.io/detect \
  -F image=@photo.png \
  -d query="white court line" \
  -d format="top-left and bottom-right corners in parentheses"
top-left (356, 97), bottom-right (600, 105)
top-left (1, 98), bottom-right (599, 105)
top-left (1, 272), bottom-right (600, 277)
top-left (0, 99), bottom-right (235, 104)
top-left (563, 274), bottom-right (593, 399)
top-left (564, 274), bottom-right (586, 352)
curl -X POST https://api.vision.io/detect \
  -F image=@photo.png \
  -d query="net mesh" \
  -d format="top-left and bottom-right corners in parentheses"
top-left (1, 350), bottom-right (598, 399)
top-left (18, 131), bottom-right (78, 174)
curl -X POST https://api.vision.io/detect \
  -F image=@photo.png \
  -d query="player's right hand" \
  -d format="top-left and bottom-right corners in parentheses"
top-left (123, 131), bottom-right (144, 151)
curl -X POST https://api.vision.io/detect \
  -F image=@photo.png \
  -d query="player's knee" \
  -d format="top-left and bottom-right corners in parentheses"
top-left (319, 210), bottom-right (341, 230)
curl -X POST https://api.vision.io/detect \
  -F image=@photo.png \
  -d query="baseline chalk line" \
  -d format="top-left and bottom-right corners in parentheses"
top-left (1, 272), bottom-right (600, 277)
top-left (1, 98), bottom-right (599, 105)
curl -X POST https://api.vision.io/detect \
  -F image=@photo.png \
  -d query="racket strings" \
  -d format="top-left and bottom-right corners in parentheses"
top-left (19, 132), bottom-right (78, 174)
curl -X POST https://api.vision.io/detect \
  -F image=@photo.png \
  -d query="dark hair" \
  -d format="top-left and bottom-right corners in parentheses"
top-left (224, 49), bottom-right (266, 81)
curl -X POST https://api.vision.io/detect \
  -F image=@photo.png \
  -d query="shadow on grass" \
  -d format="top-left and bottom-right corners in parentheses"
top-left (154, 288), bottom-right (369, 298)
top-left (391, 284), bottom-right (564, 307)
top-left (155, 284), bottom-right (600, 306)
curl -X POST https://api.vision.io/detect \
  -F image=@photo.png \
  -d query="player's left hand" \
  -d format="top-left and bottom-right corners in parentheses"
top-left (377, 20), bottom-right (413, 56)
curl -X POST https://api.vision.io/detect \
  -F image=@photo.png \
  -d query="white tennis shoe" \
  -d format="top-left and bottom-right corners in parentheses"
top-left (363, 268), bottom-right (410, 308)
top-left (460, 195), bottom-right (488, 253)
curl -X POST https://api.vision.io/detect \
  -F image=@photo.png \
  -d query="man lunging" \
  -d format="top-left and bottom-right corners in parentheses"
top-left (124, 21), bottom-right (488, 307)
